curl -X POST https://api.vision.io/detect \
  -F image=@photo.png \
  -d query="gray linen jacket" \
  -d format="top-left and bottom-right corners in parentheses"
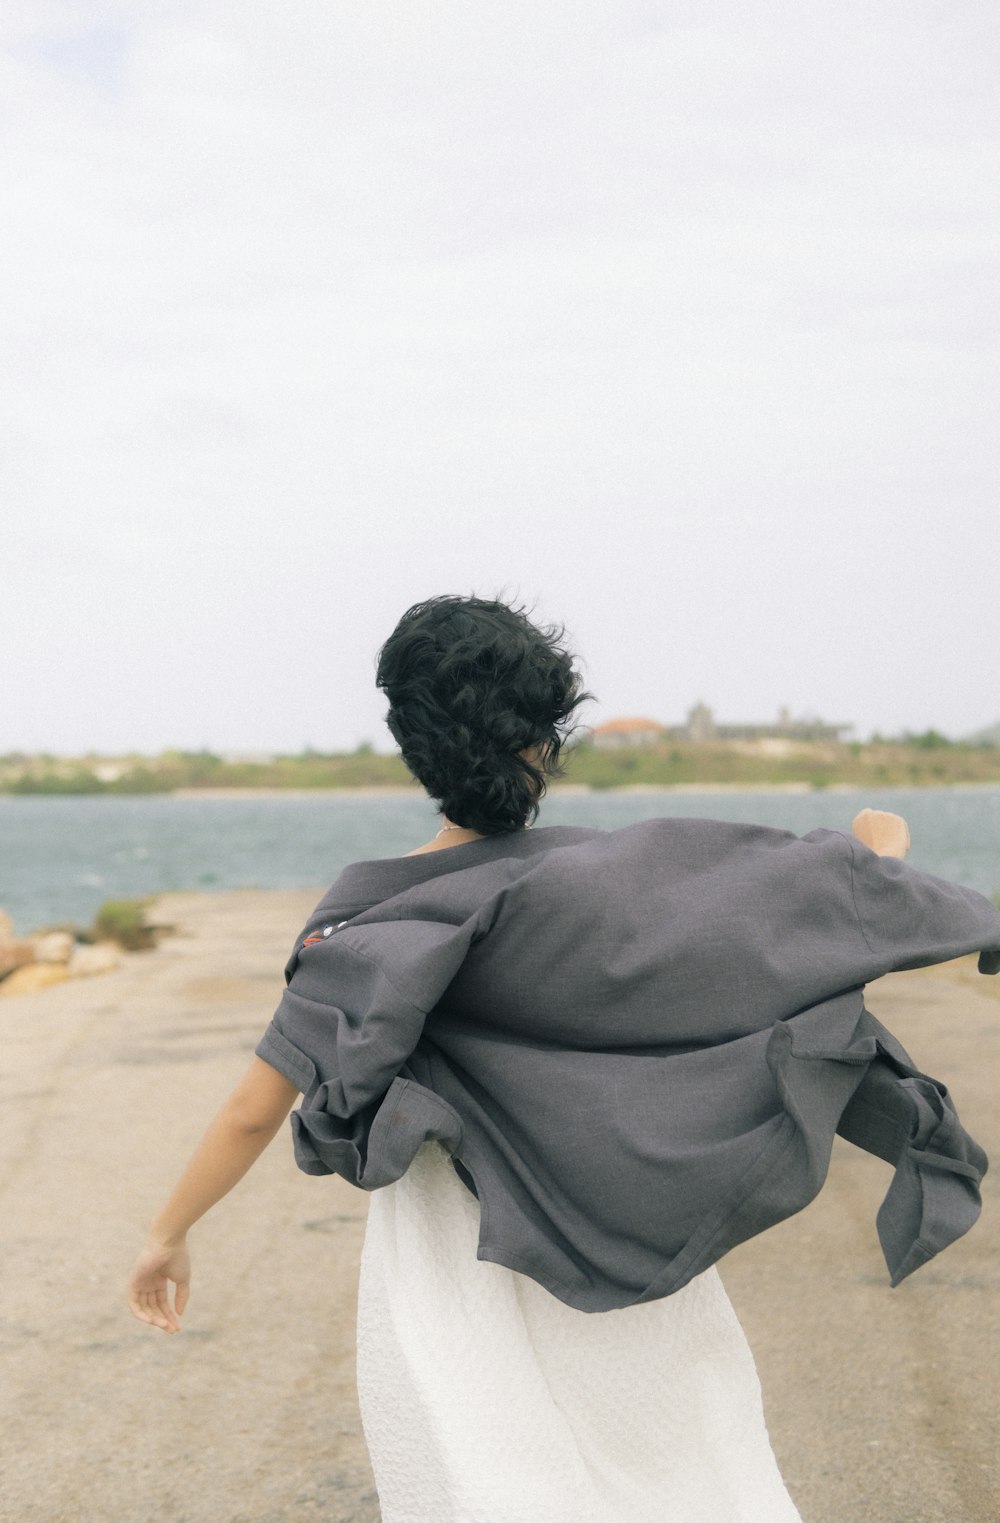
top-left (256, 820), bottom-right (1000, 1312)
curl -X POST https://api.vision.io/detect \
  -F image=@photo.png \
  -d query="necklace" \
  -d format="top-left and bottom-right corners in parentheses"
top-left (435, 821), bottom-right (531, 839)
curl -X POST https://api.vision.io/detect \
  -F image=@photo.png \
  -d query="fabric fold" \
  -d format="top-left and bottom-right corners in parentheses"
top-left (291, 1074), bottom-right (464, 1190)
top-left (839, 1057), bottom-right (987, 1286)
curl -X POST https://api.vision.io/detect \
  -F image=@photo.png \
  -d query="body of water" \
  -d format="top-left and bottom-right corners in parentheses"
top-left (2, 787), bottom-right (999, 935)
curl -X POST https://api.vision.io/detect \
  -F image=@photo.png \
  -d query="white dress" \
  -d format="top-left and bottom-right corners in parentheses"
top-left (356, 1143), bottom-right (802, 1523)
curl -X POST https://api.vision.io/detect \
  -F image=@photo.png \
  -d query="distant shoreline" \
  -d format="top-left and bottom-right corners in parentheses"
top-left (126, 780), bottom-right (1000, 799)
top-left (4, 780), bottom-right (1000, 803)
top-left (5, 737), bottom-right (999, 797)
top-left (164, 782), bottom-right (825, 799)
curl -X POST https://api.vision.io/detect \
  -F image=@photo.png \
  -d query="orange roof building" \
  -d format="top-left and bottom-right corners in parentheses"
top-left (590, 718), bottom-right (669, 749)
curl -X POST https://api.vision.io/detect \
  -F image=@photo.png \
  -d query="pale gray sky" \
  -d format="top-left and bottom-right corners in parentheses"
top-left (3, 1), bottom-right (998, 753)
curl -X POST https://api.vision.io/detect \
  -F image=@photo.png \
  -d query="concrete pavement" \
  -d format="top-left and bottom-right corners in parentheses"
top-left (1, 889), bottom-right (996, 1522)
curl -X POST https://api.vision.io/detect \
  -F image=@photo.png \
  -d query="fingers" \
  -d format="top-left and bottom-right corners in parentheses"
top-left (127, 1277), bottom-right (184, 1334)
top-left (128, 1291), bottom-right (178, 1333)
top-left (127, 1243), bottom-right (191, 1333)
top-left (155, 1286), bottom-right (179, 1333)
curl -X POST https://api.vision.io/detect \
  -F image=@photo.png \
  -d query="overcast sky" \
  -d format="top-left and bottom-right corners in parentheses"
top-left (3, 0), bottom-right (998, 754)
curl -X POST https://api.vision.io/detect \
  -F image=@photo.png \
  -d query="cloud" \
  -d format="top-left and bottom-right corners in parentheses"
top-left (1, 2), bottom-right (998, 749)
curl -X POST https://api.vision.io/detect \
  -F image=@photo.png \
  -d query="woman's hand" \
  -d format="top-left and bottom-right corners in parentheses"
top-left (124, 1059), bottom-right (299, 1335)
top-left (851, 808), bottom-right (911, 859)
top-left (127, 1237), bottom-right (191, 1334)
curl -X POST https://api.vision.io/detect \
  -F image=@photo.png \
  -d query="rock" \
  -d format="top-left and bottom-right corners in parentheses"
top-left (0, 909), bottom-right (14, 940)
top-left (32, 931), bottom-right (75, 964)
top-left (68, 942), bottom-right (123, 978)
top-left (0, 963), bottom-right (71, 997)
top-left (0, 939), bottom-right (38, 978)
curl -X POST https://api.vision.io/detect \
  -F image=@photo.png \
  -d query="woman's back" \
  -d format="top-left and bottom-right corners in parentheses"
top-left (258, 812), bottom-right (998, 1311)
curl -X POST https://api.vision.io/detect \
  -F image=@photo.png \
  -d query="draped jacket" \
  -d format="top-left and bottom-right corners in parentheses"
top-left (256, 820), bottom-right (1000, 1312)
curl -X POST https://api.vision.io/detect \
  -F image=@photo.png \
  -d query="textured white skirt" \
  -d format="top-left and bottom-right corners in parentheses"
top-left (356, 1143), bottom-right (802, 1523)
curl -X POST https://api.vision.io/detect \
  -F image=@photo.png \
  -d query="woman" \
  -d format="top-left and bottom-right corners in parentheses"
top-left (129, 596), bottom-right (1000, 1523)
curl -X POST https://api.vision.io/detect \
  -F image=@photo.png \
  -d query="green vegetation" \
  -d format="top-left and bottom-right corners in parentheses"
top-left (559, 737), bottom-right (1000, 791)
top-left (1, 735), bottom-right (998, 796)
top-left (92, 898), bottom-right (159, 951)
top-left (8, 768), bottom-right (107, 795)
top-left (0, 748), bottom-right (415, 795)
top-left (904, 728), bottom-right (952, 750)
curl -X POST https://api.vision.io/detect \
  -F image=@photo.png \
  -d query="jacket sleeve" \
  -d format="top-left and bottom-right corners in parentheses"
top-left (256, 914), bottom-right (478, 1187)
top-left (846, 835), bottom-right (1000, 975)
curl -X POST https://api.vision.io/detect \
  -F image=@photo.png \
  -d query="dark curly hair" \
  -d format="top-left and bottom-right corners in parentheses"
top-left (376, 596), bottom-right (590, 835)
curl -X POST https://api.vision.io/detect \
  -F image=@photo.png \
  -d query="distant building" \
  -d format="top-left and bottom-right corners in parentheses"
top-left (686, 702), bottom-right (716, 743)
top-left (591, 706), bottom-right (852, 746)
top-left (93, 763), bottom-right (126, 784)
top-left (591, 717), bottom-right (669, 750)
top-left (693, 704), bottom-right (852, 744)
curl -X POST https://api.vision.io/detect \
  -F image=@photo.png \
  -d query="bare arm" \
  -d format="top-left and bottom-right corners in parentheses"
top-left (852, 807), bottom-right (910, 859)
top-left (127, 1057), bottom-right (300, 1333)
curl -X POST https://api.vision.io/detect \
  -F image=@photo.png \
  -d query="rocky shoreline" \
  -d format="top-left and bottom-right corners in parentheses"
top-left (0, 913), bottom-right (122, 996)
top-left (0, 899), bottom-right (170, 997)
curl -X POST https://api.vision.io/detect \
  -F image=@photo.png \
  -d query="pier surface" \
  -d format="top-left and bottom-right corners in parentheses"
top-left (1, 889), bottom-right (997, 1522)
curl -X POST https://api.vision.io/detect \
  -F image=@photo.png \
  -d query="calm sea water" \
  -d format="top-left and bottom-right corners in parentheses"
top-left (1, 787), bottom-right (999, 935)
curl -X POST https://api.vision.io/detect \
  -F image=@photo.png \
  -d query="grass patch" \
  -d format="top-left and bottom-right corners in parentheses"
top-left (92, 898), bottom-right (160, 951)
